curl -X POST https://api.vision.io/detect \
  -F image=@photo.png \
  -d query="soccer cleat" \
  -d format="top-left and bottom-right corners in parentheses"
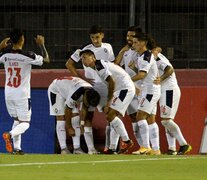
top-left (103, 149), bottom-right (117, 155)
top-left (167, 149), bottom-right (177, 155)
top-left (132, 147), bottom-right (152, 155)
top-left (61, 148), bottom-right (71, 154)
top-left (177, 144), bottom-right (192, 155)
top-left (148, 149), bottom-right (161, 155)
top-left (73, 148), bottom-right (86, 154)
top-left (12, 149), bottom-right (24, 155)
top-left (88, 149), bottom-right (100, 155)
top-left (2, 132), bottom-right (13, 153)
top-left (119, 139), bottom-right (134, 154)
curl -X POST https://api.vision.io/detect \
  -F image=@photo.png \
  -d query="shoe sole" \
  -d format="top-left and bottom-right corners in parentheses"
top-left (2, 133), bottom-right (13, 153)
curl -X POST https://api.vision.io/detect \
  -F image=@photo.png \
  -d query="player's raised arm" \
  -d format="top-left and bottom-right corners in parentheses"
top-left (34, 35), bottom-right (50, 63)
top-left (0, 37), bottom-right (10, 51)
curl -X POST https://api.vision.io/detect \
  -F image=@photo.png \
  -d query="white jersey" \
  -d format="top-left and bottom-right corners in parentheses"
top-left (71, 43), bottom-right (114, 63)
top-left (120, 49), bottom-right (142, 89)
top-left (136, 50), bottom-right (160, 93)
top-left (71, 43), bottom-right (115, 83)
top-left (120, 49), bottom-right (138, 77)
top-left (156, 53), bottom-right (178, 89)
top-left (49, 76), bottom-right (92, 109)
top-left (0, 49), bottom-right (43, 100)
top-left (95, 60), bottom-right (135, 116)
top-left (95, 60), bottom-right (134, 91)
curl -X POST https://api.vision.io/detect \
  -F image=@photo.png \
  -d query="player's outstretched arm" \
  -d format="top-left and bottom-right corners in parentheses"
top-left (34, 35), bottom-right (50, 63)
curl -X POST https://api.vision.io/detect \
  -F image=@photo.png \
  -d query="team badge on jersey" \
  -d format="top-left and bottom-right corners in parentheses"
top-left (104, 48), bottom-right (108, 53)
top-left (55, 108), bottom-right (59, 113)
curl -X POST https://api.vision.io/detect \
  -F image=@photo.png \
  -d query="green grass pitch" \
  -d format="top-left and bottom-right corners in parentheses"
top-left (0, 154), bottom-right (207, 180)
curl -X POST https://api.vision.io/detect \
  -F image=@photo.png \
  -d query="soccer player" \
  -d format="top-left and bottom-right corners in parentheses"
top-left (80, 49), bottom-right (135, 154)
top-left (117, 28), bottom-right (161, 155)
top-left (0, 29), bottom-right (50, 154)
top-left (153, 47), bottom-right (192, 155)
top-left (130, 32), bottom-right (161, 155)
top-left (66, 25), bottom-right (119, 154)
top-left (48, 76), bottom-right (100, 155)
top-left (115, 26), bottom-right (144, 149)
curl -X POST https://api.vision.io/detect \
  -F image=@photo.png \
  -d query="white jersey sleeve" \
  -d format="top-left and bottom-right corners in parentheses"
top-left (106, 43), bottom-right (115, 62)
top-left (139, 55), bottom-right (152, 73)
top-left (156, 53), bottom-right (178, 87)
top-left (70, 49), bottom-right (82, 62)
top-left (95, 60), bottom-right (112, 81)
top-left (156, 53), bottom-right (169, 71)
top-left (30, 54), bottom-right (44, 66)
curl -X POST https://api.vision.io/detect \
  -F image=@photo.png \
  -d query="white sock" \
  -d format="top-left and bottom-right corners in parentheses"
top-left (137, 120), bottom-right (150, 148)
top-left (165, 128), bottom-right (176, 151)
top-left (12, 121), bottom-right (21, 150)
top-left (132, 122), bottom-right (143, 146)
top-left (110, 116), bottom-right (129, 142)
top-left (84, 127), bottom-right (95, 151)
top-left (109, 126), bottom-right (120, 150)
top-left (149, 122), bottom-right (160, 150)
top-left (104, 125), bottom-right (111, 148)
top-left (71, 116), bottom-right (81, 149)
top-left (10, 122), bottom-right (30, 138)
top-left (56, 120), bottom-right (67, 150)
top-left (161, 120), bottom-right (187, 146)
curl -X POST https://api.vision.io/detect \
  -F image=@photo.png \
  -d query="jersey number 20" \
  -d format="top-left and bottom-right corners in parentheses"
top-left (7, 67), bottom-right (21, 88)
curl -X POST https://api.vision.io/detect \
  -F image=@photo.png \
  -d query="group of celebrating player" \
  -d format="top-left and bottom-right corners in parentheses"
top-left (0, 25), bottom-right (192, 155)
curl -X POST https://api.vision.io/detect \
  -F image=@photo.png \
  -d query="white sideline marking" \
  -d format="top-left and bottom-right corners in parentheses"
top-left (0, 156), bottom-right (206, 167)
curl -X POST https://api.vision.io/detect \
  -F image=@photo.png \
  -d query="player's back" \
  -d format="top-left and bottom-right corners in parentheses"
top-left (0, 49), bottom-right (43, 100)
top-left (53, 76), bottom-right (92, 99)
top-left (156, 53), bottom-right (178, 88)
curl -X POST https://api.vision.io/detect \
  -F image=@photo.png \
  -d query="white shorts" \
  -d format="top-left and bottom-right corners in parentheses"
top-left (159, 86), bottom-right (181, 119)
top-left (126, 95), bottom-right (139, 115)
top-left (48, 91), bottom-right (65, 116)
top-left (110, 86), bottom-right (135, 116)
top-left (6, 99), bottom-right (31, 122)
top-left (138, 86), bottom-right (160, 115)
top-left (48, 84), bottom-right (79, 116)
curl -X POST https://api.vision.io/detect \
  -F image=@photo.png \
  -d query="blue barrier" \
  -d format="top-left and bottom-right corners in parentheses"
top-left (0, 89), bottom-right (55, 154)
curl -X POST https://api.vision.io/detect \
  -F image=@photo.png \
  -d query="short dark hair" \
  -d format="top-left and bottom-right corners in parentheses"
top-left (89, 25), bottom-right (104, 34)
top-left (9, 28), bottom-right (24, 44)
top-left (85, 88), bottom-right (100, 107)
top-left (133, 32), bottom-right (157, 50)
top-left (79, 49), bottom-right (95, 57)
top-left (127, 26), bottom-right (142, 33)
